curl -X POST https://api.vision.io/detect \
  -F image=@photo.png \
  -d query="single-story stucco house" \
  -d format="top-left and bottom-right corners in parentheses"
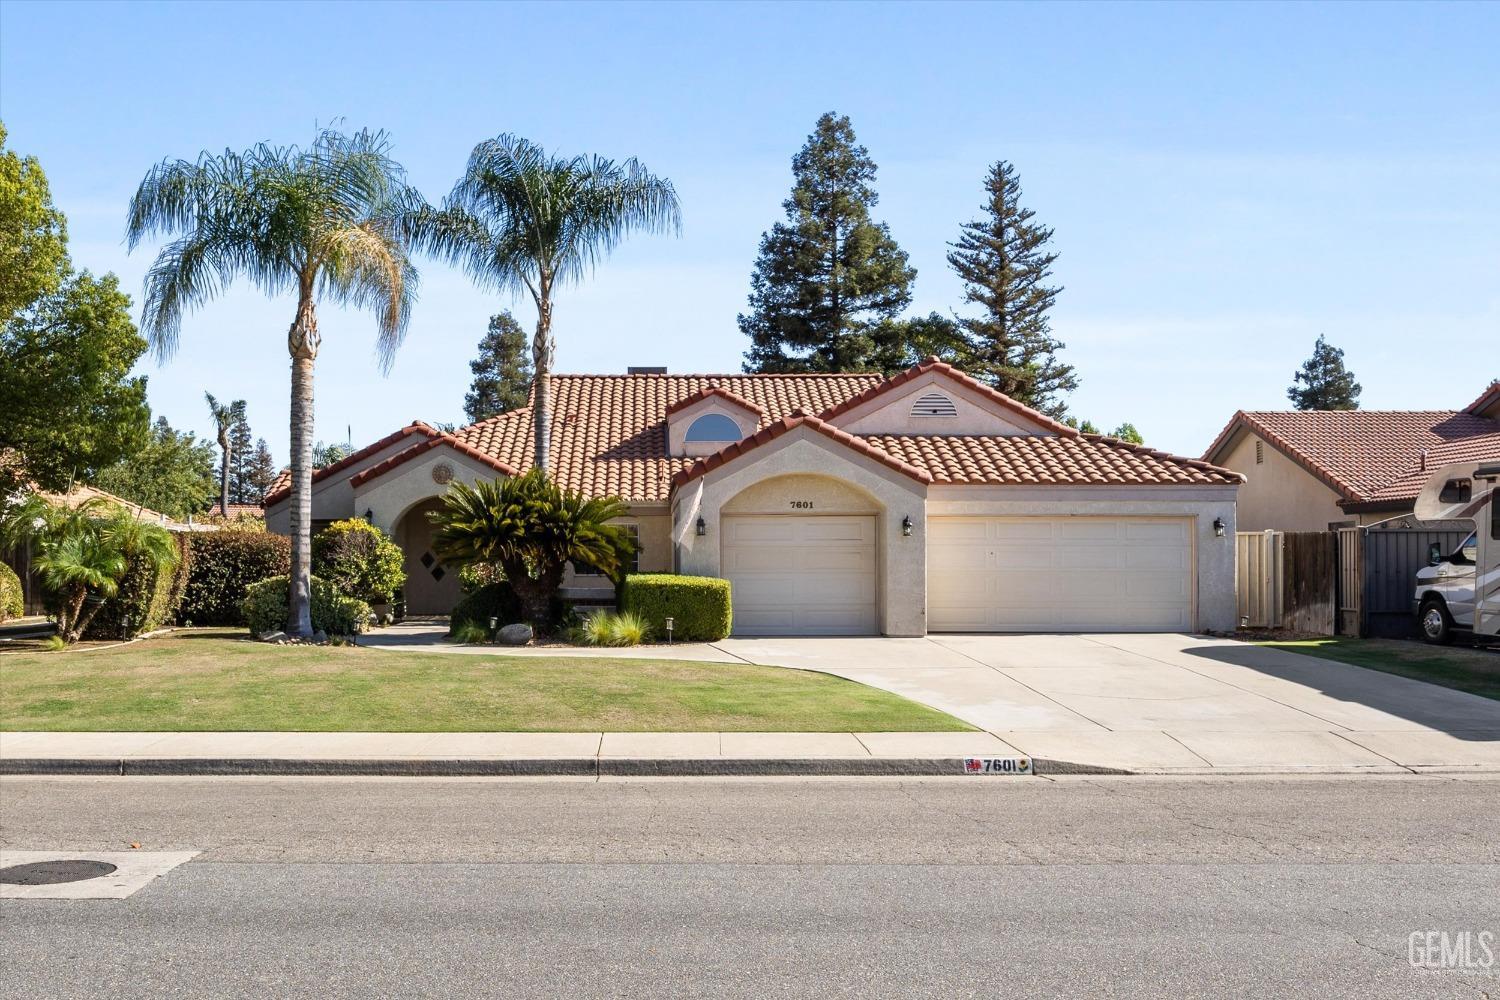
top-left (1202, 380), bottom-right (1500, 533)
top-left (264, 358), bottom-right (1243, 636)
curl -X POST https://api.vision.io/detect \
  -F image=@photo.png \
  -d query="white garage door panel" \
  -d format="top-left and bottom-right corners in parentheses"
top-left (723, 515), bottom-right (878, 636)
top-left (928, 516), bottom-right (1193, 633)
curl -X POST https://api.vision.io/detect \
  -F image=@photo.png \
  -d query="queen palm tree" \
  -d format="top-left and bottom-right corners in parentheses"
top-left (404, 136), bottom-right (679, 472)
top-left (126, 128), bottom-right (418, 636)
top-left (204, 392), bottom-right (245, 517)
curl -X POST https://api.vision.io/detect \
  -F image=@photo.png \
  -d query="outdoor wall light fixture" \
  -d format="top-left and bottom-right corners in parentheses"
top-left (364, 509), bottom-right (374, 522)
top-left (902, 515), bottom-right (913, 537)
top-left (696, 516), bottom-right (706, 536)
top-left (1213, 517), bottom-right (1226, 538)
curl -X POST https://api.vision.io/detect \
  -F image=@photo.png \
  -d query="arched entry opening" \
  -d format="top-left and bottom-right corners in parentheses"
top-left (394, 498), bottom-right (462, 616)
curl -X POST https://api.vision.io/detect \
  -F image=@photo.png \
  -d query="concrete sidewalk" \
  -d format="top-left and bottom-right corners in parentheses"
top-left (0, 730), bottom-right (1074, 777)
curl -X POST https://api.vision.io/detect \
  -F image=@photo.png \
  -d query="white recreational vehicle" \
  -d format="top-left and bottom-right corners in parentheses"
top-left (1412, 461), bottom-right (1500, 644)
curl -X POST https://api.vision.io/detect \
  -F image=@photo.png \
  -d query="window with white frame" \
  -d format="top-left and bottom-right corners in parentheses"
top-left (684, 412), bottom-right (743, 442)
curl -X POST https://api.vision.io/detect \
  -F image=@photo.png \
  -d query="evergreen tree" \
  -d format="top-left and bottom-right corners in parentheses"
top-left (869, 312), bottom-right (968, 375)
top-left (227, 409), bottom-right (256, 503)
top-left (464, 311), bottom-right (533, 423)
top-left (245, 438), bottom-right (277, 502)
top-left (740, 113), bottom-right (915, 373)
top-left (947, 160), bottom-right (1076, 416)
top-left (93, 416), bottom-right (216, 518)
top-left (1287, 335), bottom-right (1361, 410)
top-left (1111, 422), bottom-right (1144, 444)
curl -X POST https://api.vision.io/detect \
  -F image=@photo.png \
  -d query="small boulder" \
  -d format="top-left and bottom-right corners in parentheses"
top-left (498, 623), bottom-right (533, 645)
top-left (257, 630), bottom-right (287, 643)
top-left (311, 630), bottom-right (329, 644)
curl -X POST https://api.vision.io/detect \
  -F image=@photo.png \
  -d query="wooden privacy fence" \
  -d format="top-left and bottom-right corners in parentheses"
top-left (1235, 530), bottom-right (1338, 634)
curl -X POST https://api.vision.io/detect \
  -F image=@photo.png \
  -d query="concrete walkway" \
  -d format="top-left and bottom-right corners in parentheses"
top-left (360, 623), bottom-right (1500, 773)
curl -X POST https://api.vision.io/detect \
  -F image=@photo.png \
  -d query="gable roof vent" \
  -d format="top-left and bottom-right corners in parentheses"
top-left (911, 391), bottom-right (958, 418)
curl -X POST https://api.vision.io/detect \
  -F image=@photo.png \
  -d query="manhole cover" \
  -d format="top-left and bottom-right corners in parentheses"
top-left (0, 860), bottom-right (118, 885)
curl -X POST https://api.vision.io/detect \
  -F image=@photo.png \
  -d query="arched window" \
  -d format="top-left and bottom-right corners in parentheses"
top-left (684, 412), bottom-right (743, 442)
top-left (911, 391), bottom-right (958, 417)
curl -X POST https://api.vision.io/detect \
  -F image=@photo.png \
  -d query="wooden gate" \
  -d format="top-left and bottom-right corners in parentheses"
top-left (1235, 531), bottom-right (1282, 627)
top-left (1282, 531), bottom-right (1337, 634)
top-left (1337, 526), bottom-right (1362, 636)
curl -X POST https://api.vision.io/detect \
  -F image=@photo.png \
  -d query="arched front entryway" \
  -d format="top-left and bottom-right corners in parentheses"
top-left (394, 498), bottom-right (463, 616)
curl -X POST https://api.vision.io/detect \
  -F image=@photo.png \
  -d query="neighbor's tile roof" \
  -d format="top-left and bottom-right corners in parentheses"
top-left (867, 434), bottom-right (1243, 487)
top-left (1352, 428), bottom-right (1500, 507)
top-left (261, 422), bottom-right (440, 506)
top-left (1202, 408), bottom-right (1500, 506)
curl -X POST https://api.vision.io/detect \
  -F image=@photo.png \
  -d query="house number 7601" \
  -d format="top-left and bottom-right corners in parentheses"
top-left (789, 500), bottom-right (814, 509)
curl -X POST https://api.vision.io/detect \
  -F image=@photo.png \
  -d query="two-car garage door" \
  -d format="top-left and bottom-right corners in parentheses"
top-left (722, 515), bottom-right (878, 636)
top-left (927, 516), bottom-right (1194, 632)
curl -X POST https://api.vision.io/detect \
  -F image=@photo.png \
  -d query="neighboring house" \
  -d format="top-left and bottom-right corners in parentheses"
top-left (1202, 381), bottom-right (1500, 533)
top-left (264, 358), bottom-right (1242, 635)
top-left (207, 502), bottom-right (265, 520)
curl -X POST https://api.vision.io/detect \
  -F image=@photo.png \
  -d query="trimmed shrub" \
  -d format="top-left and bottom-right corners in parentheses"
top-left (83, 534), bottom-right (191, 640)
top-left (312, 518), bottom-right (405, 604)
top-left (181, 531), bottom-right (291, 625)
top-left (241, 574), bottom-right (370, 637)
top-left (0, 562), bottom-right (22, 622)
top-left (620, 574), bottom-right (732, 642)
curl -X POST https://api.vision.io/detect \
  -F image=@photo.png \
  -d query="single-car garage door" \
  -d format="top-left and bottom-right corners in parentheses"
top-left (722, 515), bottom-right (878, 636)
top-left (928, 516), bottom-right (1193, 632)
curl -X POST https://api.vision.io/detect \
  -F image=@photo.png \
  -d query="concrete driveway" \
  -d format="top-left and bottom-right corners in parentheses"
top-left (714, 633), bottom-right (1500, 772)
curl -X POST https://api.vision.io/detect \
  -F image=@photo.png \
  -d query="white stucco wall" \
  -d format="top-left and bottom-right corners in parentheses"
top-left (672, 428), bottom-right (930, 636)
top-left (926, 485), bottom-right (1240, 632)
top-left (352, 447), bottom-right (505, 535)
top-left (1215, 430), bottom-right (1350, 532)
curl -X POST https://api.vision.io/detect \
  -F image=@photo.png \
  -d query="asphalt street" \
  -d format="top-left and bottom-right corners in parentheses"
top-left (2, 774), bottom-right (1498, 998)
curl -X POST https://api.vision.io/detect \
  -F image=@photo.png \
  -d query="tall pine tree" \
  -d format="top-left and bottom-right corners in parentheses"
top-left (245, 438), bottom-right (277, 503)
top-left (947, 161), bottom-right (1076, 416)
top-left (227, 408), bottom-right (255, 503)
top-left (1287, 335), bottom-right (1361, 410)
top-left (464, 311), bottom-right (533, 423)
top-left (740, 113), bottom-right (915, 373)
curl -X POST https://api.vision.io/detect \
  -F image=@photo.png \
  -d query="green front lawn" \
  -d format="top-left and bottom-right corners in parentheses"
top-left (1255, 637), bottom-right (1500, 702)
top-left (0, 629), bottom-right (970, 733)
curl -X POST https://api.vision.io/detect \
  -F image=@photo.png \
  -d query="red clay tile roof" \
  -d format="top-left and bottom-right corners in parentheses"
top-left (261, 422), bottom-right (440, 506)
top-left (453, 373), bottom-right (885, 502)
top-left (663, 385), bottom-right (767, 417)
top-left (348, 434), bottom-right (521, 488)
top-left (1202, 408), bottom-right (1500, 506)
top-left (670, 411), bottom-right (935, 490)
top-left (1347, 428), bottom-right (1500, 509)
top-left (817, 357), bottom-right (1079, 436)
top-left (207, 503), bottom-right (265, 518)
top-left (868, 434), bottom-right (1243, 487)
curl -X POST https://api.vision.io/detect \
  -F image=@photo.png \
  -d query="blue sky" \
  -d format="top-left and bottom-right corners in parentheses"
top-left (2, 0), bottom-right (1496, 464)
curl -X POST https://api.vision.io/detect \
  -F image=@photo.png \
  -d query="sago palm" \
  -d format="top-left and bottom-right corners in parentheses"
top-left (126, 128), bottom-right (419, 636)
top-left (404, 136), bottom-right (680, 471)
top-left (204, 392), bottom-right (245, 517)
top-left (428, 470), bottom-right (637, 626)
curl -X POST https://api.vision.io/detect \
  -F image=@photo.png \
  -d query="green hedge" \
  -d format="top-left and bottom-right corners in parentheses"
top-left (181, 531), bottom-right (291, 625)
top-left (619, 574), bottom-right (732, 642)
top-left (241, 574), bottom-right (370, 637)
top-left (0, 562), bottom-right (22, 622)
top-left (83, 535), bottom-right (191, 640)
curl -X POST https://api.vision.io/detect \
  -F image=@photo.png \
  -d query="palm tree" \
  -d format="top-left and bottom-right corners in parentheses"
top-left (204, 392), bottom-right (245, 517)
top-left (0, 494), bottom-right (178, 642)
top-left (405, 136), bottom-right (679, 472)
top-left (428, 470), bottom-right (637, 625)
top-left (126, 128), bottom-right (418, 636)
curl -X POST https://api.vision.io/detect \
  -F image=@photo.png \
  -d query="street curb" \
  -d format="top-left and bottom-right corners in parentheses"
top-left (0, 756), bottom-right (1131, 777)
